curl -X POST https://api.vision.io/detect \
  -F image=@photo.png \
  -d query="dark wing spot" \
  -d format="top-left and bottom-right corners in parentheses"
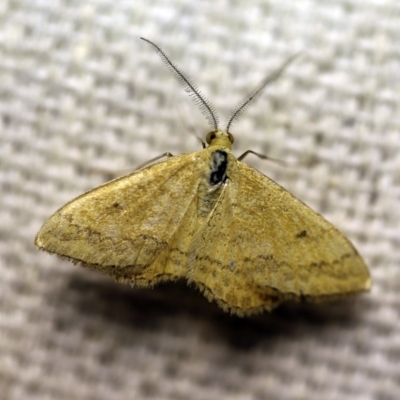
top-left (210, 150), bottom-right (228, 185)
top-left (112, 202), bottom-right (124, 211)
top-left (296, 230), bottom-right (307, 238)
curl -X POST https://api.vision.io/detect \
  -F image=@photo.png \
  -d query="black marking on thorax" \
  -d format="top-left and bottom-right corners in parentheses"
top-left (210, 150), bottom-right (228, 185)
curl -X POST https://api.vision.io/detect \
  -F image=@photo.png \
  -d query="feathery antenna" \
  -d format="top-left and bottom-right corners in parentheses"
top-left (141, 38), bottom-right (219, 132)
top-left (225, 53), bottom-right (300, 133)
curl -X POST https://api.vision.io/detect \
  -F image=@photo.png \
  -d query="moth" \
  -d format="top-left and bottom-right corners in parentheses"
top-left (35, 38), bottom-right (371, 315)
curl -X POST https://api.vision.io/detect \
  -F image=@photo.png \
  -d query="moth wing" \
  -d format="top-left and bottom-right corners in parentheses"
top-left (188, 160), bottom-right (371, 315)
top-left (35, 151), bottom-right (207, 286)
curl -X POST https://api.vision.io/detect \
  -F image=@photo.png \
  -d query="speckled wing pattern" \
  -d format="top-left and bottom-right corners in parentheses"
top-left (35, 151), bottom-right (212, 286)
top-left (36, 147), bottom-right (371, 315)
top-left (188, 159), bottom-right (371, 315)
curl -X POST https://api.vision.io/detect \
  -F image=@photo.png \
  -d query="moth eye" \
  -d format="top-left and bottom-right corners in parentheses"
top-left (206, 131), bottom-right (217, 144)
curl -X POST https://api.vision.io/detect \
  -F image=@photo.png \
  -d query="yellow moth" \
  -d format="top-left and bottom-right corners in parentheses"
top-left (35, 38), bottom-right (371, 316)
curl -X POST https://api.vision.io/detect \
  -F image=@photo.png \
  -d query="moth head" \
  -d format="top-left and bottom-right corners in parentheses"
top-left (206, 130), bottom-right (234, 145)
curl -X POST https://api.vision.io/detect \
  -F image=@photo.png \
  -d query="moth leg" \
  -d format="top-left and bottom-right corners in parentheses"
top-left (85, 152), bottom-right (176, 181)
top-left (175, 105), bottom-right (207, 149)
top-left (238, 150), bottom-right (286, 166)
top-left (135, 152), bottom-right (174, 170)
